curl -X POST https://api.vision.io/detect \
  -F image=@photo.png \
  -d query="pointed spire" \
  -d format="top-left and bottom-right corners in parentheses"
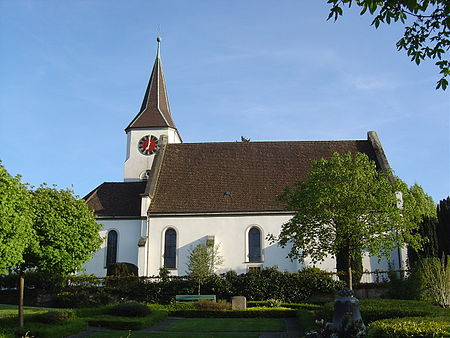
top-left (125, 37), bottom-right (177, 132)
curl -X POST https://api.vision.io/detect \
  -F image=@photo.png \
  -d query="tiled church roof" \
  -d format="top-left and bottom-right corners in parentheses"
top-left (84, 181), bottom-right (146, 217)
top-left (148, 140), bottom-right (378, 214)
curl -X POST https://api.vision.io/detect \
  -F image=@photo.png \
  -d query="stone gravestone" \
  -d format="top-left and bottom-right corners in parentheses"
top-left (231, 296), bottom-right (246, 310)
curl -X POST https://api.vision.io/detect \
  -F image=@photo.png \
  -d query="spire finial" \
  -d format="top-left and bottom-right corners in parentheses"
top-left (156, 36), bottom-right (161, 58)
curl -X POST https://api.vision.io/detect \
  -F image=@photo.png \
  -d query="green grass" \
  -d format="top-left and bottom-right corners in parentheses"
top-left (162, 318), bottom-right (285, 332)
top-left (90, 332), bottom-right (258, 338)
top-left (0, 304), bottom-right (52, 318)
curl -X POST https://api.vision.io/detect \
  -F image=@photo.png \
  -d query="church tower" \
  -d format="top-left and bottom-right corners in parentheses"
top-left (124, 37), bottom-right (181, 181)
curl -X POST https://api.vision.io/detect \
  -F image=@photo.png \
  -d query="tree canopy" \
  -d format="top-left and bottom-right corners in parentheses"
top-left (326, 0), bottom-right (450, 90)
top-left (0, 164), bottom-right (34, 274)
top-left (23, 186), bottom-right (102, 274)
top-left (186, 243), bottom-right (223, 294)
top-left (270, 152), bottom-right (422, 288)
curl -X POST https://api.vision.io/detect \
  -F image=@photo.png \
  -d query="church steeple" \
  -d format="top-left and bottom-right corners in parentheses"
top-left (123, 37), bottom-right (181, 182)
top-left (125, 37), bottom-right (177, 132)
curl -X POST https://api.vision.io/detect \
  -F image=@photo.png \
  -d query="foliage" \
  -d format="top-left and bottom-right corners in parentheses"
top-left (0, 163), bottom-right (34, 274)
top-left (160, 317), bottom-right (286, 332)
top-left (0, 270), bottom-right (66, 293)
top-left (106, 262), bottom-right (138, 277)
top-left (13, 318), bottom-right (87, 338)
top-left (325, 0), bottom-right (450, 90)
top-left (407, 185), bottom-right (439, 265)
top-left (418, 256), bottom-right (450, 308)
top-left (107, 302), bottom-right (151, 317)
top-left (186, 243), bottom-right (224, 295)
top-left (169, 308), bottom-right (296, 318)
top-left (368, 316), bottom-right (450, 337)
top-left (0, 305), bottom-right (85, 338)
top-left (383, 268), bottom-right (423, 300)
top-left (24, 186), bottom-right (102, 275)
top-left (317, 299), bottom-right (447, 324)
top-left (198, 299), bottom-right (230, 311)
top-left (54, 267), bottom-right (342, 306)
top-left (33, 310), bottom-right (72, 324)
top-left (436, 197), bottom-right (450, 258)
top-left (266, 299), bottom-right (282, 308)
top-left (84, 310), bottom-right (168, 330)
top-left (408, 216), bottom-right (439, 265)
top-left (336, 247), bottom-right (363, 285)
top-left (272, 152), bottom-right (421, 289)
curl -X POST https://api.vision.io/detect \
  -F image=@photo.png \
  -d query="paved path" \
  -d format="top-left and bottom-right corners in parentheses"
top-left (68, 317), bottom-right (302, 337)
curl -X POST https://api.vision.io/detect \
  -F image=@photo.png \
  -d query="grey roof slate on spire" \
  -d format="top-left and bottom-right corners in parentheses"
top-left (125, 37), bottom-right (176, 132)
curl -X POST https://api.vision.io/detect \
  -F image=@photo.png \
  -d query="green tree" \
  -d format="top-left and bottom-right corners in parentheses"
top-left (436, 197), bottom-right (450, 258)
top-left (17, 185), bottom-right (102, 327)
top-left (270, 152), bottom-right (422, 289)
top-left (186, 243), bottom-right (223, 295)
top-left (0, 163), bottom-right (34, 274)
top-left (326, 0), bottom-right (450, 90)
top-left (406, 184), bottom-right (439, 265)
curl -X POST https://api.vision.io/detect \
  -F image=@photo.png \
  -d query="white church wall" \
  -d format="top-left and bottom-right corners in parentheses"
top-left (124, 127), bottom-right (180, 181)
top-left (82, 219), bottom-right (141, 277)
top-left (146, 214), bottom-right (404, 279)
top-left (148, 214), bottom-right (303, 276)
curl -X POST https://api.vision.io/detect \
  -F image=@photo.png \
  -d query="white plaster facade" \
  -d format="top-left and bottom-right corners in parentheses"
top-left (83, 212), bottom-right (406, 280)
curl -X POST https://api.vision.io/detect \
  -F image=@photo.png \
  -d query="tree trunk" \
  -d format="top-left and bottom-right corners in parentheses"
top-left (18, 271), bottom-right (24, 328)
top-left (197, 282), bottom-right (201, 295)
top-left (347, 254), bottom-right (353, 290)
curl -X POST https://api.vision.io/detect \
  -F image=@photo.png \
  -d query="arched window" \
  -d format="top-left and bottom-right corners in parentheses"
top-left (164, 228), bottom-right (177, 269)
top-left (248, 227), bottom-right (261, 262)
top-left (106, 230), bottom-right (118, 266)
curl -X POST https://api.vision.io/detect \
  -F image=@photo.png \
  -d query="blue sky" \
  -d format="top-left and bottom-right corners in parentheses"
top-left (1, 1), bottom-right (448, 203)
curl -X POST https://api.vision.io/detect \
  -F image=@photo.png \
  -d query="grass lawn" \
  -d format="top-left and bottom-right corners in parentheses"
top-left (0, 304), bottom-right (51, 318)
top-left (90, 332), bottom-right (258, 338)
top-left (162, 318), bottom-right (286, 332)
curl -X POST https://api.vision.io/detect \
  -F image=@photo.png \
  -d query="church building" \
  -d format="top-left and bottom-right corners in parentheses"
top-left (83, 38), bottom-right (405, 278)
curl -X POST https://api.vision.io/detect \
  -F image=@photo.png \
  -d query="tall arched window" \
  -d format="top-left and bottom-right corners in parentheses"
top-left (248, 227), bottom-right (261, 262)
top-left (164, 228), bottom-right (177, 269)
top-left (106, 230), bottom-right (118, 266)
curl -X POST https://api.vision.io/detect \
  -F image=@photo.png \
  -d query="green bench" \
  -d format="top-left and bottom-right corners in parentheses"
top-left (175, 294), bottom-right (216, 303)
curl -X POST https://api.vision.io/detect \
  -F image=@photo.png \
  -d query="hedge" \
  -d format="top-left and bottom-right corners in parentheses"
top-left (85, 310), bottom-right (168, 330)
top-left (316, 299), bottom-right (444, 323)
top-left (169, 308), bottom-right (297, 318)
top-left (46, 267), bottom-right (344, 307)
top-left (368, 316), bottom-right (450, 337)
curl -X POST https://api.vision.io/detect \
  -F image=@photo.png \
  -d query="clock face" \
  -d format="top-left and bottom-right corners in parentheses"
top-left (138, 135), bottom-right (159, 155)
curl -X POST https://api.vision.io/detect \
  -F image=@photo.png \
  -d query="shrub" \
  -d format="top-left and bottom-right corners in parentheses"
top-left (86, 310), bottom-right (167, 330)
top-left (317, 299), bottom-right (446, 324)
top-left (266, 299), bottom-right (282, 307)
top-left (107, 262), bottom-right (138, 277)
top-left (198, 299), bottom-right (230, 311)
top-left (107, 302), bottom-right (151, 317)
top-left (419, 256), bottom-right (450, 308)
top-left (53, 289), bottom-right (114, 308)
top-left (368, 316), bottom-right (450, 337)
top-left (170, 308), bottom-right (296, 318)
top-left (34, 310), bottom-right (72, 324)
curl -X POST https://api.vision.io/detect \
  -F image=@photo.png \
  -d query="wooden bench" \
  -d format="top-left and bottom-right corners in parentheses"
top-left (175, 294), bottom-right (216, 303)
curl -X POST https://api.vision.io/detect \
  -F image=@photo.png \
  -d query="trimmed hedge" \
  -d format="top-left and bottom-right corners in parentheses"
top-left (107, 302), bottom-right (151, 317)
top-left (169, 307), bottom-right (296, 318)
top-left (13, 318), bottom-right (87, 338)
top-left (248, 300), bottom-right (320, 310)
top-left (85, 310), bottom-right (167, 330)
top-left (317, 299), bottom-right (443, 323)
top-left (368, 316), bottom-right (450, 337)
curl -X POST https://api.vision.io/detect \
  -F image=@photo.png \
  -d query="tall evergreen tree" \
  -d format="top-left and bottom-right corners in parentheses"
top-left (436, 197), bottom-right (450, 259)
